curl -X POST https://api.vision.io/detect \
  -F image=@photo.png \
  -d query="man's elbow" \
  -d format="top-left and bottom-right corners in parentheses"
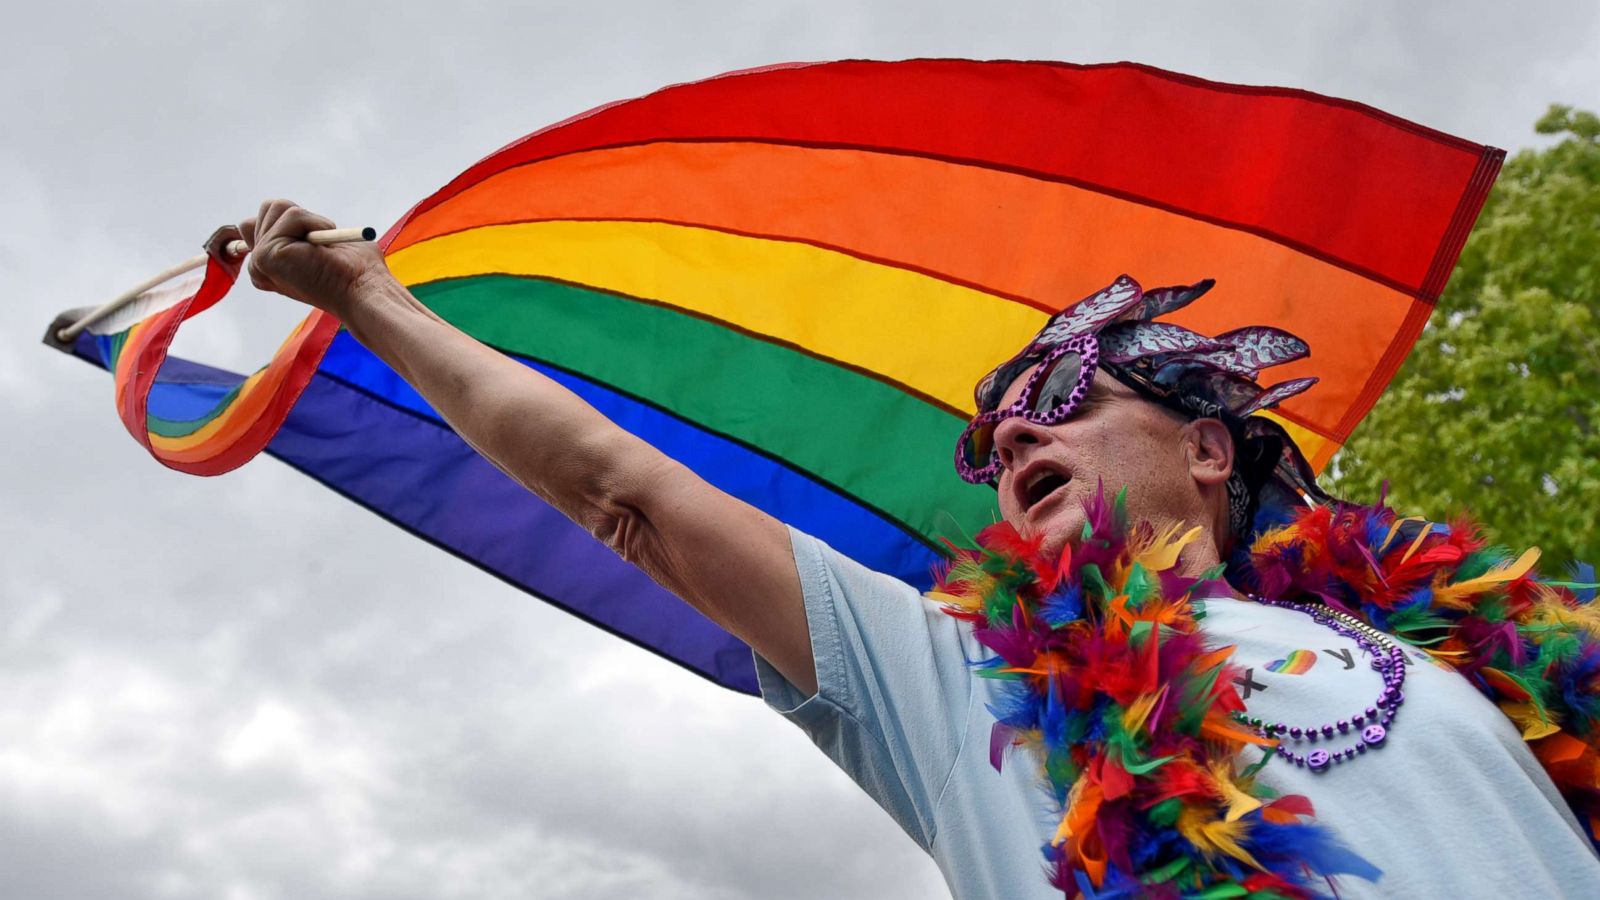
top-left (576, 448), bottom-right (683, 573)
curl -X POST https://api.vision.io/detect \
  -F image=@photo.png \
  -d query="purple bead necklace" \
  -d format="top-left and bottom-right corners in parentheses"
top-left (1232, 595), bottom-right (1406, 773)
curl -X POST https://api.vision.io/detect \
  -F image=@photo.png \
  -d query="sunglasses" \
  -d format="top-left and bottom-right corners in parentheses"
top-left (954, 335), bottom-right (1101, 484)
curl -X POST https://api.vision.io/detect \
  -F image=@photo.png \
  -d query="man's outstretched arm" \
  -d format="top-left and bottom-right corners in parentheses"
top-left (241, 199), bottom-right (818, 695)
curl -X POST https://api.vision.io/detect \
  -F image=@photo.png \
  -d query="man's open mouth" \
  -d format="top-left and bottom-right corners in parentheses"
top-left (1018, 464), bottom-right (1072, 512)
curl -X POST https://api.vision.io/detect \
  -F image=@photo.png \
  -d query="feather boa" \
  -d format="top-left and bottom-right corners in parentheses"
top-left (929, 485), bottom-right (1600, 899)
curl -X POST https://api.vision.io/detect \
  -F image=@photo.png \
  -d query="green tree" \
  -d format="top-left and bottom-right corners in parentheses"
top-left (1327, 105), bottom-right (1600, 565)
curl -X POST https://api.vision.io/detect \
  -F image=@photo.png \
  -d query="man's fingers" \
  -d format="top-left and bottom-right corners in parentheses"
top-left (254, 200), bottom-right (279, 239)
top-left (240, 198), bottom-right (372, 311)
top-left (275, 205), bottom-right (338, 239)
top-left (255, 198), bottom-right (295, 242)
top-left (254, 200), bottom-right (339, 248)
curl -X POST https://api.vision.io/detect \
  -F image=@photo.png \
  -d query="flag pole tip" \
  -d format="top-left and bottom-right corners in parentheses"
top-left (43, 307), bottom-right (95, 352)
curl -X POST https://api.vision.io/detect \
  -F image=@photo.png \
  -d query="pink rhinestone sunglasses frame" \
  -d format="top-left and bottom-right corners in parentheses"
top-left (954, 335), bottom-right (1100, 484)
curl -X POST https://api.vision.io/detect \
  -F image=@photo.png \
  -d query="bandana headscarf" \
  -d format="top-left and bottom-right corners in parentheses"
top-left (965, 274), bottom-right (1331, 541)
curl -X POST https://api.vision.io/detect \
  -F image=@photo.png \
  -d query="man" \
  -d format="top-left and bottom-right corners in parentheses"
top-left (237, 199), bottom-right (1600, 899)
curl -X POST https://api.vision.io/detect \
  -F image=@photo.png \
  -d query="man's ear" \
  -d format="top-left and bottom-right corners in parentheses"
top-left (1184, 418), bottom-right (1235, 488)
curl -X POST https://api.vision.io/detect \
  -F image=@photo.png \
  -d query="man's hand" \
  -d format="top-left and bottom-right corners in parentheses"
top-left (238, 199), bottom-right (389, 317)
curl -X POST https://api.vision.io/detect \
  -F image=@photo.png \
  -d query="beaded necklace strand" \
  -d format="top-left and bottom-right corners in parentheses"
top-left (1233, 597), bottom-right (1405, 772)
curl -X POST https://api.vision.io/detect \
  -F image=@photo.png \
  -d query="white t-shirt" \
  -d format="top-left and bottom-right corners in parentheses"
top-left (755, 527), bottom-right (1600, 899)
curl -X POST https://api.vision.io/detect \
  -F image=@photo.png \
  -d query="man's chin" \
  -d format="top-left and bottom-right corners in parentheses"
top-left (1023, 500), bottom-right (1085, 563)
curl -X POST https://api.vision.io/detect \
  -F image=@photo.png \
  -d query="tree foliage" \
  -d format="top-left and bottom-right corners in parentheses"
top-left (1327, 105), bottom-right (1600, 565)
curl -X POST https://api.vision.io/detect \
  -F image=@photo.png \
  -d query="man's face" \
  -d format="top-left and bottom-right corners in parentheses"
top-left (991, 364), bottom-right (1207, 560)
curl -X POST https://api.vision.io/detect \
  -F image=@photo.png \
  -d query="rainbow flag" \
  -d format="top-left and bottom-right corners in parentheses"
top-left (44, 60), bottom-right (1502, 694)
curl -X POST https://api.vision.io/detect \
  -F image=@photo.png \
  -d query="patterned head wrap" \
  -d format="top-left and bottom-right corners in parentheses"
top-left (967, 275), bottom-right (1331, 541)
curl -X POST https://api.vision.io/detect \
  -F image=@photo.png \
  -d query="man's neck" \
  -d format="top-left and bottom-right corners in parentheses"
top-left (1178, 526), bottom-right (1246, 600)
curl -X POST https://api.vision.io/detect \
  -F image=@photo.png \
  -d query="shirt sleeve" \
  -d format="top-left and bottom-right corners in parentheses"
top-left (752, 525), bottom-right (977, 850)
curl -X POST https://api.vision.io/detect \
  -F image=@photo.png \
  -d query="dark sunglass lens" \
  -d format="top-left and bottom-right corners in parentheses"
top-left (1031, 351), bottom-right (1083, 414)
top-left (965, 422), bottom-right (997, 466)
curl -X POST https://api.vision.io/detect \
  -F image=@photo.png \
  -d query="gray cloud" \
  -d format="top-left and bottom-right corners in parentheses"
top-left (3, 2), bottom-right (1595, 898)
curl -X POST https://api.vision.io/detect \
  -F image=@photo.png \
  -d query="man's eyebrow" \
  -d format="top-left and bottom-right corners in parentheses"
top-left (1092, 371), bottom-right (1140, 401)
top-left (1089, 374), bottom-right (1118, 397)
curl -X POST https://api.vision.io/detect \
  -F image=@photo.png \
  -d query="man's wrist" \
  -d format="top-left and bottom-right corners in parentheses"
top-left (338, 265), bottom-right (405, 323)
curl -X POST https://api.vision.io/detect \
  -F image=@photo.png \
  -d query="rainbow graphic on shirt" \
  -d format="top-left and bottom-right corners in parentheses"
top-left (1265, 650), bottom-right (1318, 675)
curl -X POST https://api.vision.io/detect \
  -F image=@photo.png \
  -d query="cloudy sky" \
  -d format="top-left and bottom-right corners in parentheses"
top-left (3, 2), bottom-right (1597, 898)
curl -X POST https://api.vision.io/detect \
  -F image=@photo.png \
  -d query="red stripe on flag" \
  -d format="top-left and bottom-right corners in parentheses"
top-left (390, 59), bottom-right (1500, 298)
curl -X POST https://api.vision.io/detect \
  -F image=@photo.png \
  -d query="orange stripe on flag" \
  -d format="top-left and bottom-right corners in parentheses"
top-left (390, 141), bottom-right (1415, 448)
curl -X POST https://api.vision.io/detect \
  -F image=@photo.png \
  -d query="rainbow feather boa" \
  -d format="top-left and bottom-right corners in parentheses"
top-left (929, 485), bottom-right (1600, 898)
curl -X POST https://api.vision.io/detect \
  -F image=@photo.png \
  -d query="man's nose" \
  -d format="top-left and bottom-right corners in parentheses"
top-left (992, 415), bottom-right (1055, 470)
